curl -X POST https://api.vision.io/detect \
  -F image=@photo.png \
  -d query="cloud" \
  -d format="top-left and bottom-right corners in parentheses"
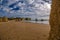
top-left (0, 0), bottom-right (51, 19)
top-left (26, 0), bottom-right (35, 4)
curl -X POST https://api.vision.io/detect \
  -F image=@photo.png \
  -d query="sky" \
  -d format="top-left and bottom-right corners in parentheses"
top-left (0, 0), bottom-right (52, 19)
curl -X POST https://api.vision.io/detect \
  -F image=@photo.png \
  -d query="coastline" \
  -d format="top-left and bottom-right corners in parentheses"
top-left (0, 21), bottom-right (50, 40)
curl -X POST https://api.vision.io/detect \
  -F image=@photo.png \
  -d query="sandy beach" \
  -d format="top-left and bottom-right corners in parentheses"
top-left (0, 21), bottom-right (50, 40)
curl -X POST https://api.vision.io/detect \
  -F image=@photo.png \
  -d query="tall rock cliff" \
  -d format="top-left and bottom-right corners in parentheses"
top-left (49, 0), bottom-right (60, 40)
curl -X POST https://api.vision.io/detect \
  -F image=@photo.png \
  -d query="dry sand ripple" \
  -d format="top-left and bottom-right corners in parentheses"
top-left (0, 21), bottom-right (50, 40)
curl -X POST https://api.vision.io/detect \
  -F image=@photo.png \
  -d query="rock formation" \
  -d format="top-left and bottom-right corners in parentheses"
top-left (49, 0), bottom-right (60, 40)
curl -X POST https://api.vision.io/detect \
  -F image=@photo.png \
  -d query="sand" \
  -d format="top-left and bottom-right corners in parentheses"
top-left (0, 21), bottom-right (50, 40)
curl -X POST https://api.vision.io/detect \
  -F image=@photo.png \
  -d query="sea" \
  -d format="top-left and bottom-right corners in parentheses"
top-left (25, 20), bottom-right (49, 24)
top-left (25, 16), bottom-right (49, 24)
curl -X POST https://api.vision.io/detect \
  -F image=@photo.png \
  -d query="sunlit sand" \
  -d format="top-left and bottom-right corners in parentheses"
top-left (0, 21), bottom-right (50, 40)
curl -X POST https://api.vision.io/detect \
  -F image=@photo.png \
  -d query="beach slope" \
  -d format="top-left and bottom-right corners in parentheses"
top-left (0, 21), bottom-right (50, 40)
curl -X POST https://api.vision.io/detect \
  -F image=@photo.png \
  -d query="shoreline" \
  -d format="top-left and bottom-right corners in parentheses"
top-left (0, 20), bottom-right (48, 24)
top-left (24, 20), bottom-right (49, 24)
top-left (0, 21), bottom-right (50, 40)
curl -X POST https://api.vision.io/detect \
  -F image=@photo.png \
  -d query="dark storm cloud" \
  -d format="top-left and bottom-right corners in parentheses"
top-left (42, 0), bottom-right (52, 4)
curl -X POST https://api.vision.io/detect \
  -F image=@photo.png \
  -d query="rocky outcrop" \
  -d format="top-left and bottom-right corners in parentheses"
top-left (49, 0), bottom-right (60, 40)
top-left (0, 17), bottom-right (8, 22)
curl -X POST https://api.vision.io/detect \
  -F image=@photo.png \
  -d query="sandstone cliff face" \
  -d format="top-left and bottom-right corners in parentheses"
top-left (0, 17), bottom-right (8, 22)
top-left (2, 17), bottom-right (8, 22)
top-left (0, 18), bottom-right (2, 22)
top-left (49, 0), bottom-right (60, 40)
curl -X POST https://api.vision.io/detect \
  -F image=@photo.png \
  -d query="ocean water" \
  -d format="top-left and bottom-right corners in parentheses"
top-left (25, 16), bottom-right (49, 24)
top-left (25, 20), bottom-right (49, 24)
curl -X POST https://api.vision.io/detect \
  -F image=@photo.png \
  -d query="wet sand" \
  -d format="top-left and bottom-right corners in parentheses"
top-left (0, 21), bottom-right (50, 40)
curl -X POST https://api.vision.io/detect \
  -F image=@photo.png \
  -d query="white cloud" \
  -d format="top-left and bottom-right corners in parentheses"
top-left (0, 0), bottom-right (51, 19)
top-left (46, 3), bottom-right (51, 9)
top-left (27, 0), bottom-right (35, 4)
